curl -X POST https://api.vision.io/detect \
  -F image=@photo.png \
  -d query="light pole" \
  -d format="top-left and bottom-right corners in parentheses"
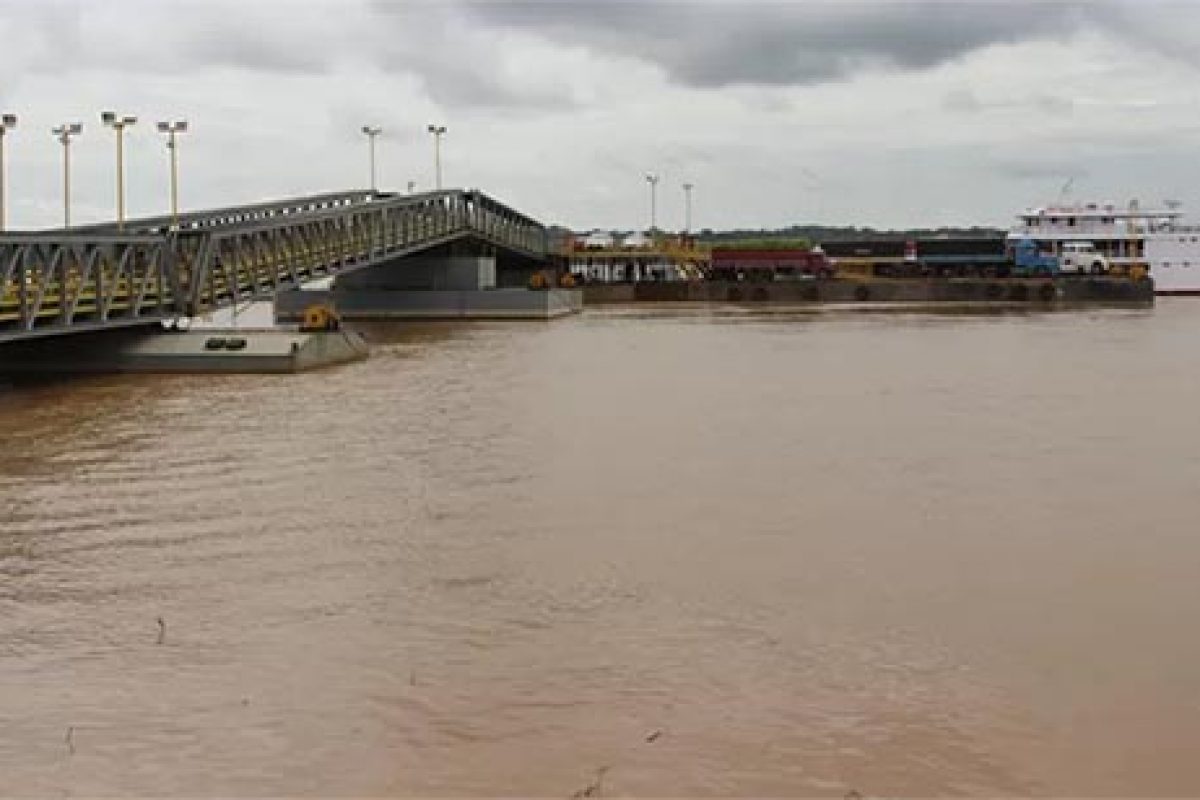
top-left (52, 122), bottom-right (83, 229)
top-left (427, 124), bottom-right (446, 190)
top-left (156, 120), bottom-right (188, 226)
top-left (361, 125), bottom-right (382, 192)
top-left (645, 173), bottom-right (659, 234)
top-left (0, 113), bottom-right (16, 232)
top-left (102, 111), bottom-right (137, 230)
top-left (682, 182), bottom-right (694, 234)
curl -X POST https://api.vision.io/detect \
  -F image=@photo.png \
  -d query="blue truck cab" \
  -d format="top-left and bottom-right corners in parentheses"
top-left (1010, 236), bottom-right (1059, 275)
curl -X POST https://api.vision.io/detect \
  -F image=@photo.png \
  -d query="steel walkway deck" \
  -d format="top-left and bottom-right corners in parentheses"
top-left (0, 189), bottom-right (547, 343)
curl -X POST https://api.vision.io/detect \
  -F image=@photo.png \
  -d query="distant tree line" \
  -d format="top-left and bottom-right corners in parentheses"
top-left (696, 224), bottom-right (1005, 246)
top-left (705, 238), bottom-right (814, 250)
top-left (546, 223), bottom-right (1007, 253)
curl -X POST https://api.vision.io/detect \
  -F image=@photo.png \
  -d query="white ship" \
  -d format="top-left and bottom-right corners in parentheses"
top-left (1009, 201), bottom-right (1200, 294)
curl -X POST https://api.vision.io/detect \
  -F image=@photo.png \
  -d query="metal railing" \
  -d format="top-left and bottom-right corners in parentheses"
top-left (0, 189), bottom-right (547, 342)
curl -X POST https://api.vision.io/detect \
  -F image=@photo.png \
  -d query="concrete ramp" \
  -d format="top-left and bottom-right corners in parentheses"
top-left (0, 328), bottom-right (368, 374)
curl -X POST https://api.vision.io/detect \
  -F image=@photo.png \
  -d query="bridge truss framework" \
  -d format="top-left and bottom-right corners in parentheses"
top-left (0, 189), bottom-right (548, 343)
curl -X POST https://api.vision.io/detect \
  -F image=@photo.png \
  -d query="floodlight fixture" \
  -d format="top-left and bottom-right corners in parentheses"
top-left (156, 120), bottom-right (189, 224)
top-left (102, 112), bottom-right (138, 128)
top-left (682, 182), bottom-right (694, 233)
top-left (53, 122), bottom-right (83, 139)
top-left (51, 122), bottom-right (84, 228)
top-left (102, 111), bottom-right (138, 228)
top-left (645, 173), bottom-right (660, 233)
top-left (427, 124), bottom-right (447, 190)
top-left (362, 125), bottom-right (383, 191)
top-left (0, 113), bottom-right (15, 231)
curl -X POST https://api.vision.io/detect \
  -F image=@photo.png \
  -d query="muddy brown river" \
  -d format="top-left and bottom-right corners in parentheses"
top-left (2, 301), bottom-right (1199, 795)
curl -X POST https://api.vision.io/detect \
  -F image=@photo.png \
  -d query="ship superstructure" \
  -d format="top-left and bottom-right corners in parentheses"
top-left (1010, 201), bottom-right (1200, 294)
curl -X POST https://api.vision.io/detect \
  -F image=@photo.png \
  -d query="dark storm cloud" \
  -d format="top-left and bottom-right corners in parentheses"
top-left (149, 0), bottom-right (1198, 101)
top-left (366, 2), bottom-right (581, 110)
top-left (1082, 0), bottom-right (1200, 69)
top-left (398, 58), bottom-right (578, 111)
top-left (459, 0), bottom-right (1092, 87)
top-left (7, 0), bottom-right (1195, 116)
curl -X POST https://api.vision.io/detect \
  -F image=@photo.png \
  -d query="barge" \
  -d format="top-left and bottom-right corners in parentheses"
top-left (579, 238), bottom-right (1153, 306)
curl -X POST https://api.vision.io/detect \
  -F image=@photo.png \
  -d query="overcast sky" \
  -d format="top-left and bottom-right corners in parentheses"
top-left (3, 0), bottom-right (1200, 232)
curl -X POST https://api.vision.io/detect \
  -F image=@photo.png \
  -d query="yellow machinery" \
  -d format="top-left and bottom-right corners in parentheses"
top-left (299, 304), bottom-right (341, 332)
top-left (564, 235), bottom-right (711, 281)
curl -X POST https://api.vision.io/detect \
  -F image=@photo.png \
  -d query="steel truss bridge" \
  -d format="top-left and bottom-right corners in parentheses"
top-left (0, 189), bottom-right (548, 343)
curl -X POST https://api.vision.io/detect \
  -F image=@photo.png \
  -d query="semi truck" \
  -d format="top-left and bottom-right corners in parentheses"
top-left (820, 236), bottom-right (1108, 278)
top-left (1002, 238), bottom-right (1109, 276)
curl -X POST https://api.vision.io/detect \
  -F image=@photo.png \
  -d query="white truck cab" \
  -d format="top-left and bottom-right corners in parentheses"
top-left (1059, 241), bottom-right (1110, 274)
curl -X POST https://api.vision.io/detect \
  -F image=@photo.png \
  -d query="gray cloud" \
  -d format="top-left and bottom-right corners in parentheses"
top-left (942, 89), bottom-right (1074, 116)
top-left (992, 157), bottom-right (1091, 182)
top-left (15, 0), bottom-right (1190, 115)
top-left (1, 0), bottom-right (580, 112)
top-left (460, 1), bottom-right (1092, 88)
top-left (364, 2), bottom-right (584, 111)
top-left (0, 1), bottom-right (84, 76)
top-left (0, 0), bottom-right (342, 76)
top-left (1033, 94), bottom-right (1074, 117)
top-left (942, 88), bottom-right (982, 113)
top-left (1083, 1), bottom-right (1200, 68)
top-left (376, 49), bottom-right (580, 112)
top-left (178, 21), bottom-right (331, 74)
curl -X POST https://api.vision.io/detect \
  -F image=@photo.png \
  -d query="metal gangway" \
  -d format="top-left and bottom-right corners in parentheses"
top-left (0, 189), bottom-right (548, 343)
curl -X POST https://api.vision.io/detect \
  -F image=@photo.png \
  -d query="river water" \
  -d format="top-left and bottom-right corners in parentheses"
top-left (2, 300), bottom-right (1200, 796)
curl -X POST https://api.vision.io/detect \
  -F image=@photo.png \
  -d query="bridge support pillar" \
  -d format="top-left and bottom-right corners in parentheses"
top-left (275, 249), bottom-right (580, 320)
top-left (334, 254), bottom-right (496, 291)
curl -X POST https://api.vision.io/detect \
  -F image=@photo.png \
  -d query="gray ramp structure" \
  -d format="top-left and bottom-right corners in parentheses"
top-left (0, 189), bottom-right (549, 344)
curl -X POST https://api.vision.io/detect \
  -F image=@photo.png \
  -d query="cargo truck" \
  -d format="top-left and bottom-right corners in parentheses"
top-left (821, 236), bottom-right (1103, 278)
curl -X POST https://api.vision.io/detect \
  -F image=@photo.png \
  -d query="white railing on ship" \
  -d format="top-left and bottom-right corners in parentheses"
top-left (1015, 224), bottom-right (1200, 236)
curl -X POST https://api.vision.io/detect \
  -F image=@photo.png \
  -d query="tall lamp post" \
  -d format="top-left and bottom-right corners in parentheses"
top-left (156, 120), bottom-right (188, 226)
top-left (645, 173), bottom-right (659, 235)
top-left (102, 111), bottom-right (137, 230)
top-left (52, 122), bottom-right (83, 229)
top-left (361, 125), bottom-right (382, 192)
top-left (682, 182), bottom-right (694, 234)
top-left (427, 124), bottom-right (446, 190)
top-left (0, 113), bottom-right (16, 232)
